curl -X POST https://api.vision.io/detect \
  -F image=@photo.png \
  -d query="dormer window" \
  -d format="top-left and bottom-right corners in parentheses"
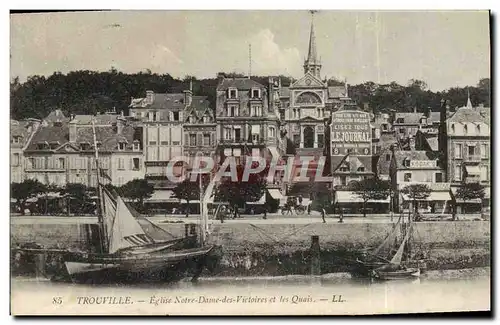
top-left (203, 115), bottom-right (210, 123)
top-left (172, 112), bottom-right (180, 121)
top-left (189, 116), bottom-right (195, 123)
top-left (357, 167), bottom-right (365, 172)
top-left (118, 142), bottom-right (126, 151)
top-left (420, 117), bottom-right (427, 124)
top-left (403, 158), bottom-right (411, 167)
top-left (228, 88), bottom-right (238, 99)
top-left (11, 136), bottom-right (21, 144)
top-left (133, 140), bottom-right (140, 151)
top-left (396, 118), bottom-right (404, 124)
top-left (36, 142), bottom-right (45, 150)
top-left (251, 88), bottom-right (261, 98)
top-left (80, 142), bottom-right (90, 151)
top-left (382, 124), bottom-right (388, 131)
top-left (339, 164), bottom-right (349, 172)
top-left (49, 141), bottom-right (60, 150)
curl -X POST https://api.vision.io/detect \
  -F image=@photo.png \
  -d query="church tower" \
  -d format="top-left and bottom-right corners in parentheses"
top-left (303, 11), bottom-right (322, 79)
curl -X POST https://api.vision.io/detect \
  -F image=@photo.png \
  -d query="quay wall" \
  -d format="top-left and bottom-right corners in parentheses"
top-left (11, 220), bottom-right (490, 276)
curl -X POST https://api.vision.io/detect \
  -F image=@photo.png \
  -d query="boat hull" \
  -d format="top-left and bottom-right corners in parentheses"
top-left (62, 245), bottom-right (217, 284)
top-left (373, 267), bottom-right (421, 280)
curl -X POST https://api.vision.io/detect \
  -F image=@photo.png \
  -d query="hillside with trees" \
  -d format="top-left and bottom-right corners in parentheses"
top-left (10, 69), bottom-right (490, 120)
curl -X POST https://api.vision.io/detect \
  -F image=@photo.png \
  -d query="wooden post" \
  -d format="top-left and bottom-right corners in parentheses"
top-left (35, 252), bottom-right (47, 280)
top-left (310, 235), bottom-right (321, 276)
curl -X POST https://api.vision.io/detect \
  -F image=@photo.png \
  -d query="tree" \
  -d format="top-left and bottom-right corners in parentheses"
top-left (400, 184), bottom-right (431, 215)
top-left (215, 162), bottom-right (267, 218)
top-left (349, 178), bottom-right (391, 218)
top-left (172, 174), bottom-right (209, 217)
top-left (455, 182), bottom-right (485, 208)
top-left (11, 179), bottom-right (47, 214)
top-left (60, 183), bottom-right (90, 215)
top-left (119, 179), bottom-right (154, 211)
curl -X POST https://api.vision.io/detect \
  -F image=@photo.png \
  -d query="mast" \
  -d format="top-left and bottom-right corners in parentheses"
top-left (91, 117), bottom-right (108, 254)
top-left (199, 172), bottom-right (205, 246)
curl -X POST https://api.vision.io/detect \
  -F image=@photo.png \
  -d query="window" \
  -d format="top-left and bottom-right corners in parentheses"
top-left (403, 158), bottom-right (410, 167)
top-left (252, 89), bottom-right (260, 98)
top-left (481, 144), bottom-right (488, 158)
top-left (251, 105), bottom-right (261, 117)
top-left (224, 128), bottom-right (232, 140)
top-left (149, 140), bottom-right (157, 146)
top-left (357, 167), bottom-right (365, 172)
top-left (339, 165), bottom-right (349, 172)
top-left (234, 129), bottom-right (241, 142)
top-left (12, 136), bottom-right (20, 144)
top-left (148, 112), bottom-right (154, 121)
top-left (172, 112), bottom-right (179, 121)
top-left (80, 143), bottom-right (90, 151)
top-left (203, 116), bottom-right (210, 123)
top-left (59, 158), bottom-right (65, 169)
top-left (12, 153), bottom-right (19, 166)
top-left (435, 172), bottom-right (443, 183)
top-left (293, 134), bottom-right (300, 146)
top-left (268, 127), bottom-right (276, 138)
top-left (133, 142), bottom-right (140, 151)
top-left (468, 145), bottom-right (475, 156)
top-left (252, 134), bottom-right (260, 143)
top-left (386, 154), bottom-right (391, 162)
top-left (399, 128), bottom-right (405, 134)
top-left (480, 166), bottom-right (488, 181)
top-left (340, 176), bottom-right (347, 186)
top-left (455, 143), bottom-right (463, 158)
top-left (118, 158), bottom-right (125, 170)
top-left (227, 105), bottom-right (238, 117)
top-left (203, 134), bottom-right (210, 146)
top-left (28, 158), bottom-right (34, 169)
top-left (455, 165), bottom-right (462, 181)
top-left (317, 134), bottom-right (324, 148)
top-left (420, 117), bottom-right (427, 124)
top-left (229, 89), bottom-right (238, 99)
top-left (132, 158), bottom-right (140, 170)
top-left (172, 141), bottom-right (180, 145)
top-left (382, 124), bottom-right (388, 131)
top-left (118, 142), bottom-right (126, 151)
top-left (189, 116), bottom-right (194, 123)
top-left (189, 134), bottom-right (196, 146)
top-left (403, 173), bottom-right (412, 182)
top-left (396, 118), bottom-right (404, 124)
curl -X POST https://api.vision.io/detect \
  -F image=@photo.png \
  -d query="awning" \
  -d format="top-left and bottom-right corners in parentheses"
top-left (246, 194), bottom-right (266, 205)
top-left (146, 190), bottom-right (178, 203)
top-left (268, 189), bottom-right (284, 200)
top-left (465, 165), bottom-right (481, 175)
top-left (335, 191), bottom-right (389, 204)
top-left (402, 191), bottom-right (451, 201)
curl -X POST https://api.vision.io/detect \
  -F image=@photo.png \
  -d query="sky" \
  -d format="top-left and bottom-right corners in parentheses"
top-left (10, 10), bottom-right (490, 91)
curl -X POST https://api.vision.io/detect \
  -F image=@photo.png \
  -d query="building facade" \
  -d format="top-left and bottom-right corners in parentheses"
top-left (10, 119), bottom-right (41, 183)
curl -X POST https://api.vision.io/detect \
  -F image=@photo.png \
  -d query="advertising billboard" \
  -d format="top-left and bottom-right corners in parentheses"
top-left (330, 110), bottom-right (372, 156)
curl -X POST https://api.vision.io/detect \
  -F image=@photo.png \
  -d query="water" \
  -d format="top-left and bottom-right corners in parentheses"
top-left (11, 269), bottom-right (490, 315)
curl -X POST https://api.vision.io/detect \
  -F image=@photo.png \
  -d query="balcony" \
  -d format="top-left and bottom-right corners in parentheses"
top-left (465, 155), bottom-right (481, 162)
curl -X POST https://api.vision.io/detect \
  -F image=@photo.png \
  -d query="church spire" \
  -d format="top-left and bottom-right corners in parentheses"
top-left (303, 10), bottom-right (321, 78)
top-left (466, 89), bottom-right (472, 108)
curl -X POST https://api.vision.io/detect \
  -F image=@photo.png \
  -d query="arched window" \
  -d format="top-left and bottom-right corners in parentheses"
top-left (268, 126), bottom-right (276, 138)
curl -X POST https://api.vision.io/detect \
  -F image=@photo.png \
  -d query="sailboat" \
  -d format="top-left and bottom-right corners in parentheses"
top-left (349, 214), bottom-right (422, 280)
top-left (60, 118), bottom-right (219, 284)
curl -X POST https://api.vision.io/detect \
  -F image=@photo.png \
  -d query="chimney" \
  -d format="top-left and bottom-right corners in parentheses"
top-left (217, 72), bottom-right (225, 85)
top-left (69, 120), bottom-right (77, 142)
top-left (183, 80), bottom-right (193, 107)
top-left (117, 117), bottom-right (125, 135)
top-left (146, 90), bottom-right (154, 104)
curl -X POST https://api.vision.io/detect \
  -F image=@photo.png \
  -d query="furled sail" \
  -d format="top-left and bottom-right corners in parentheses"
top-left (372, 215), bottom-right (402, 257)
top-left (389, 224), bottom-right (412, 266)
top-left (108, 196), bottom-right (154, 254)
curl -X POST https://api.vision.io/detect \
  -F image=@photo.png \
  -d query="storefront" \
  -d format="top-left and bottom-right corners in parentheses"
top-left (399, 183), bottom-right (453, 214)
top-left (334, 190), bottom-right (390, 214)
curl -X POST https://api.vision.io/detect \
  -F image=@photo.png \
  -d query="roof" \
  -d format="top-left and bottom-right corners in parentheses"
top-left (130, 93), bottom-right (186, 110)
top-left (376, 148), bottom-right (393, 177)
top-left (44, 109), bottom-right (69, 123)
top-left (328, 86), bottom-right (348, 98)
top-left (72, 114), bottom-right (118, 125)
top-left (11, 120), bottom-right (29, 137)
top-left (447, 106), bottom-right (490, 125)
top-left (26, 123), bottom-right (69, 150)
top-left (426, 136), bottom-right (439, 151)
top-left (75, 124), bottom-right (140, 151)
top-left (428, 112), bottom-right (441, 123)
top-left (394, 113), bottom-right (424, 125)
top-left (217, 78), bottom-right (265, 91)
top-left (184, 96), bottom-right (214, 122)
top-left (393, 150), bottom-right (437, 169)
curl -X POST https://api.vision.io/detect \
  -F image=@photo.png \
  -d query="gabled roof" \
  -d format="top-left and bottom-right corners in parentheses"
top-left (44, 109), bottom-right (69, 123)
top-left (217, 78), bottom-right (265, 91)
top-left (394, 112), bottom-right (425, 125)
top-left (290, 72), bottom-right (325, 89)
top-left (26, 124), bottom-right (69, 151)
top-left (72, 114), bottom-right (118, 125)
top-left (75, 124), bottom-right (140, 151)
